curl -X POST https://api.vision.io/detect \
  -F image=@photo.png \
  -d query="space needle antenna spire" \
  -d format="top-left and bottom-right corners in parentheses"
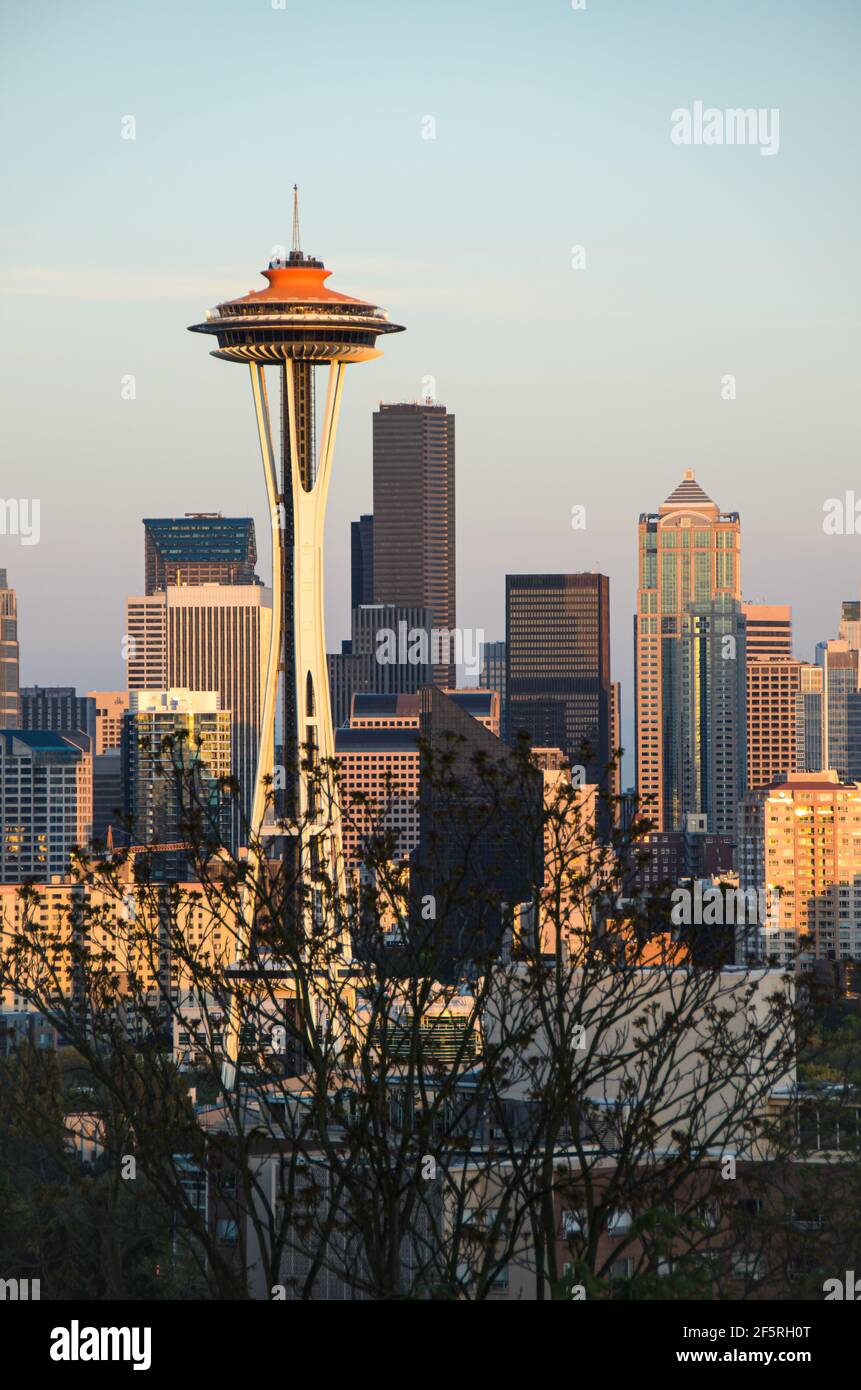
top-left (292, 183), bottom-right (301, 257)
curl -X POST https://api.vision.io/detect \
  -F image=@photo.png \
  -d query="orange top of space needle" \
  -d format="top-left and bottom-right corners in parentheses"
top-left (188, 186), bottom-right (404, 364)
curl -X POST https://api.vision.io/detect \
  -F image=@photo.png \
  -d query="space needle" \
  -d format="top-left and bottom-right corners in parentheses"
top-left (189, 190), bottom-right (403, 1031)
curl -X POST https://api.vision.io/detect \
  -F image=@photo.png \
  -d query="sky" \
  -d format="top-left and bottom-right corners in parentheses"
top-left (1, 0), bottom-right (859, 780)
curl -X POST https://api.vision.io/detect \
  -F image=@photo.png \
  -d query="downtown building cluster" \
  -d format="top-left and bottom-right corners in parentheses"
top-left (0, 235), bottom-right (855, 1304)
top-left (4, 456), bottom-right (861, 973)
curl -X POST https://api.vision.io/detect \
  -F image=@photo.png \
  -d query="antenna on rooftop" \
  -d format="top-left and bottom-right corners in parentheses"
top-left (292, 184), bottom-right (301, 257)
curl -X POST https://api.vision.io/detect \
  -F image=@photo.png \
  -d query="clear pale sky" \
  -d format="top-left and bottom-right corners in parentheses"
top-left (2, 0), bottom-right (859, 777)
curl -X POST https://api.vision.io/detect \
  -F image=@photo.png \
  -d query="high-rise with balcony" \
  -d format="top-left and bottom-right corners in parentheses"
top-left (0, 730), bottom-right (91, 881)
top-left (0, 570), bottom-right (20, 728)
top-left (372, 402), bottom-right (455, 686)
top-left (123, 689), bottom-right (231, 874)
top-left (739, 770), bottom-right (861, 967)
top-left (635, 471), bottom-right (742, 832)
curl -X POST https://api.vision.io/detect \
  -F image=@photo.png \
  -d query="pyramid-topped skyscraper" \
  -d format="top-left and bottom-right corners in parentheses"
top-left (635, 470), bottom-right (744, 834)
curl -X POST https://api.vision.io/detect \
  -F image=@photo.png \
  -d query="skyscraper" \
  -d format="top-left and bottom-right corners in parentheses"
top-left (125, 584), bottom-right (271, 846)
top-left (506, 573), bottom-right (611, 789)
top-left (334, 690), bottom-right (499, 870)
top-left (676, 598), bottom-right (747, 838)
top-left (144, 515), bottom-right (259, 593)
top-left (741, 603), bottom-right (792, 659)
top-left (87, 691), bottom-right (129, 755)
top-left (635, 471), bottom-right (741, 831)
top-left (20, 686), bottom-right (96, 742)
top-left (0, 730), bottom-right (91, 882)
top-left (0, 570), bottom-right (20, 728)
top-left (739, 771), bottom-right (861, 967)
top-left (816, 638), bottom-right (859, 780)
top-left (747, 658), bottom-right (802, 790)
top-left (123, 689), bottom-right (231, 875)
top-left (350, 514), bottom-right (374, 610)
top-left (740, 603), bottom-right (800, 791)
top-left (796, 664), bottom-right (825, 772)
top-left (372, 402), bottom-right (455, 686)
top-left (327, 603), bottom-right (433, 729)
top-left (126, 594), bottom-right (168, 690)
top-left (479, 640), bottom-right (507, 728)
top-left (410, 686), bottom-right (542, 977)
top-left (839, 600), bottom-right (860, 651)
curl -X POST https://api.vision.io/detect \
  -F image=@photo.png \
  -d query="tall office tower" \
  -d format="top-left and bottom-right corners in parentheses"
top-left (796, 664), bottom-right (825, 772)
top-left (126, 594), bottom-right (168, 689)
top-left (327, 603), bottom-right (433, 729)
top-left (739, 770), bottom-right (861, 968)
top-left (816, 638), bottom-right (859, 780)
top-left (350, 514), bottom-right (374, 609)
top-left (0, 730), bottom-right (91, 882)
top-left (741, 603), bottom-right (792, 658)
top-left (410, 686), bottom-right (543, 979)
top-left (747, 658), bottom-right (801, 789)
top-left (92, 749), bottom-right (123, 848)
top-left (635, 471), bottom-right (741, 831)
top-left (506, 573), bottom-right (611, 789)
top-left (20, 686), bottom-right (96, 742)
top-left (144, 515), bottom-right (259, 594)
top-left (87, 691), bottom-right (129, 755)
top-left (335, 689), bottom-right (499, 870)
top-left (372, 402), bottom-right (456, 686)
top-left (0, 570), bottom-right (20, 728)
top-left (123, 690), bottom-right (231, 873)
top-left (673, 598), bottom-right (747, 839)
top-left (479, 640), bottom-right (507, 724)
top-left (609, 680), bottom-right (622, 801)
top-left (839, 600), bottom-right (860, 651)
top-left (165, 586), bottom-right (270, 849)
top-left (125, 585), bottom-right (271, 846)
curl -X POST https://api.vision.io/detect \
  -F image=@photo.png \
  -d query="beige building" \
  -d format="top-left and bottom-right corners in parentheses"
top-left (739, 770), bottom-right (861, 966)
top-left (0, 864), bottom-right (237, 1011)
top-left (126, 585), bottom-right (271, 847)
top-left (747, 658), bottom-right (802, 790)
top-left (87, 690), bottom-right (128, 755)
top-left (635, 471), bottom-right (741, 831)
top-left (742, 602), bottom-right (792, 659)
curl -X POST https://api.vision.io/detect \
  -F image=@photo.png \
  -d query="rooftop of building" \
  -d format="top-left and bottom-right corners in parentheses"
top-left (350, 690), bottom-right (496, 722)
top-left (143, 515), bottom-right (257, 562)
top-left (335, 727), bottom-right (420, 754)
top-left (0, 729), bottom-right (87, 755)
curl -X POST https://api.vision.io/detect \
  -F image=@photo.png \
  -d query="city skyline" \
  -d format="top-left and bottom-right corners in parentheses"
top-left (3, 0), bottom-right (859, 787)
